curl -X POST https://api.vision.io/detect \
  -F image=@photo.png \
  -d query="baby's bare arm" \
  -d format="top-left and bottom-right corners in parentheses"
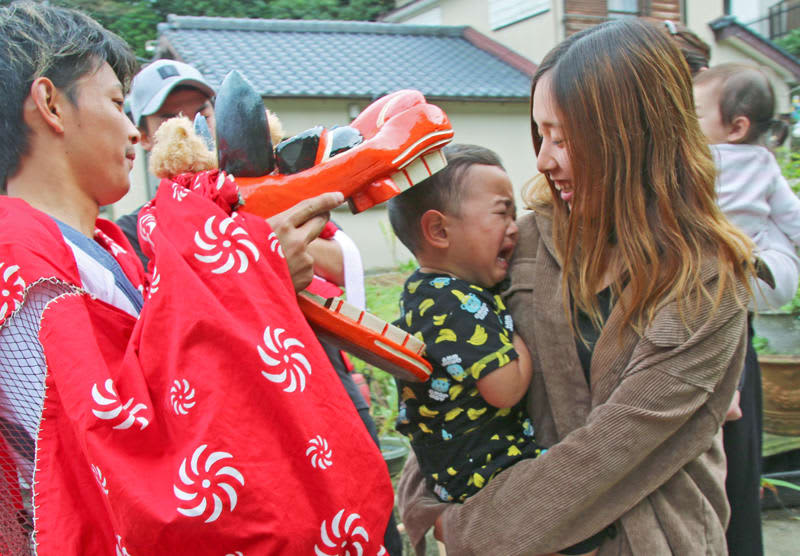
top-left (476, 333), bottom-right (532, 408)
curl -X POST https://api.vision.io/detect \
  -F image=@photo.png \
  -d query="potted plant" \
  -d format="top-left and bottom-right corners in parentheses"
top-left (752, 149), bottom-right (800, 437)
top-left (761, 473), bottom-right (800, 509)
top-left (752, 278), bottom-right (800, 438)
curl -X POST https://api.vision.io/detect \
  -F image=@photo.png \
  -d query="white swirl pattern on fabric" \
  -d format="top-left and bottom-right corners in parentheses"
top-left (115, 535), bottom-right (131, 556)
top-left (169, 378), bottom-right (197, 415)
top-left (91, 464), bottom-right (109, 495)
top-left (306, 435), bottom-right (333, 470)
top-left (267, 231), bottom-right (284, 258)
top-left (194, 216), bottom-right (259, 274)
top-left (314, 509), bottom-right (371, 556)
top-left (91, 378), bottom-right (149, 430)
top-left (174, 444), bottom-right (245, 524)
top-left (148, 266), bottom-right (160, 298)
top-left (172, 182), bottom-right (189, 201)
top-left (259, 326), bottom-right (311, 393)
top-left (0, 262), bottom-right (25, 322)
top-left (138, 213), bottom-right (157, 248)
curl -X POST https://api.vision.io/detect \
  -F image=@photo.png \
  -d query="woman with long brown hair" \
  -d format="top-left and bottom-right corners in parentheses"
top-left (397, 18), bottom-right (755, 555)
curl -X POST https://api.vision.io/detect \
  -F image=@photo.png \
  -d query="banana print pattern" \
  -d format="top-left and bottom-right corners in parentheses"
top-left (467, 324), bottom-right (488, 346)
top-left (418, 298), bottom-right (435, 316)
top-left (432, 314), bottom-right (448, 326)
top-left (406, 279), bottom-right (423, 294)
top-left (394, 270), bottom-right (543, 502)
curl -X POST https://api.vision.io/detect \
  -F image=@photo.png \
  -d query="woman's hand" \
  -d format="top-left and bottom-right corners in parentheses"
top-left (434, 513), bottom-right (444, 542)
top-left (725, 390), bottom-right (743, 422)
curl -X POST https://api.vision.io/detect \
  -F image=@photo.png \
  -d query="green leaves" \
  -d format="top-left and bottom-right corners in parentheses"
top-left (52, 0), bottom-right (161, 59)
top-left (775, 28), bottom-right (800, 58)
top-left (762, 476), bottom-right (800, 493)
top-left (34, 0), bottom-right (395, 60)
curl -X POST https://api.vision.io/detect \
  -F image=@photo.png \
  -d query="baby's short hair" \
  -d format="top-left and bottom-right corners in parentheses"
top-left (694, 63), bottom-right (784, 145)
top-left (388, 144), bottom-right (504, 255)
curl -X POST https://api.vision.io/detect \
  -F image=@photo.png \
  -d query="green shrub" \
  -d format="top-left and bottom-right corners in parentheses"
top-left (777, 147), bottom-right (800, 194)
top-left (776, 28), bottom-right (800, 58)
top-left (350, 271), bottom-right (412, 437)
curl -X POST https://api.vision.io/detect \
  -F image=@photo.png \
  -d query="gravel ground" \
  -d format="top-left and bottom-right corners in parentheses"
top-left (763, 506), bottom-right (800, 556)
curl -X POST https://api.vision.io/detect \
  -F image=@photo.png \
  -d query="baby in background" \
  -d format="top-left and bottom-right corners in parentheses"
top-left (388, 143), bottom-right (541, 506)
top-left (694, 63), bottom-right (800, 311)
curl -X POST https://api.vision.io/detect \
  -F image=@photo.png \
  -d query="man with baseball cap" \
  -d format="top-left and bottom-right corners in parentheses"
top-left (129, 58), bottom-right (216, 150)
top-left (118, 59), bottom-right (216, 263)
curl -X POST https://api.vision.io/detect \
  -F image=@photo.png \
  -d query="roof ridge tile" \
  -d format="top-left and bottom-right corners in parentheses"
top-left (164, 14), bottom-right (465, 37)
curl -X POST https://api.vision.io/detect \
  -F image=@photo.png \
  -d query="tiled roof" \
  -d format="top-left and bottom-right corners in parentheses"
top-left (156, 15), bottom-right (534, 100)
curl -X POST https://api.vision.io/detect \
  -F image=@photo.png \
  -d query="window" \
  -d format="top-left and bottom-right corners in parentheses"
top-left (608, 0), bottom-right (639, 19)
top-left (489, 0), bottom-right (549, 30)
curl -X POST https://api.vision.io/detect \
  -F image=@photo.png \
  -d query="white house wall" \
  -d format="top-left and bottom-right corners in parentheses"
top-left (399, 0), bottom-right (683, 57)
top-left (114, 144), bottom-right (151, 220)
top-left (400, 6), bottom-right (443, 24)
top-left (685, 0), bottom-right (724, 53)
top-left (729, 0), bottom-right (784, 30)
top-left (487, 5), bottom-right (558, 64)
top-left (390, 0), bottom-right (558, 63)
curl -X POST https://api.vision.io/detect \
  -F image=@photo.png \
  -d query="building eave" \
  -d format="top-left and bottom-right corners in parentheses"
top-left (710, 16), bottom-right (800, 82)
top-left (462, 27), bottom-right (537, 77)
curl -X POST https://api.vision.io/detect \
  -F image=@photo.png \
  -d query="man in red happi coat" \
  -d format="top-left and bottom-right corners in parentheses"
top-left (0, 2), bottom-right (394, 554)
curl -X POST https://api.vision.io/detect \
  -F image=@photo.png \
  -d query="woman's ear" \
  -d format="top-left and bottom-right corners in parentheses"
top-left (26, 77), bottom-right (68, 134)
top-left (420, 209), bottom-right (449, 249)
top-left (726, 115), bottom-right (751, 144)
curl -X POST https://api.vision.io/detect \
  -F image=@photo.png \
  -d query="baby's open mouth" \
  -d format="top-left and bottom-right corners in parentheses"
top-left (498, 244), bottom-right (515, 264)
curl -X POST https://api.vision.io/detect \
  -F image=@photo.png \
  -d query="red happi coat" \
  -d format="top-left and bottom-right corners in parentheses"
top-left (0, 171), bottom-right (393, 554)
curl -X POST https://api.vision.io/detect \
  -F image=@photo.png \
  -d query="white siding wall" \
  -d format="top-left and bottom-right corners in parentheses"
top-left (402, 7), bottom-right (443, 25)
top-left (684, 0), bottom-right (724, 53)
top-left (489, 0), bottom-right (550, 30)
top-left (114, 144), bottom-right (151, 218)
top-left (386, 0), bottom-right (558, 64)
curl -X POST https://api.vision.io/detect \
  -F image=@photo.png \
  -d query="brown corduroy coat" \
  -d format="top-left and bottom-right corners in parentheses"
top-left (397, 209), bottom-right (748, 555)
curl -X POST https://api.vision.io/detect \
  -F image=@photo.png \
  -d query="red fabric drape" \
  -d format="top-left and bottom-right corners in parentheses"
top-left (1, 172), bottom-right (392, 554)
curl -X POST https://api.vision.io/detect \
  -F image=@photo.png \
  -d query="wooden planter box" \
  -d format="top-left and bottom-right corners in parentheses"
top-left (753, 312), bottom-right (800, 436)
top-left (758, 353), bottom-right (800, 437)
